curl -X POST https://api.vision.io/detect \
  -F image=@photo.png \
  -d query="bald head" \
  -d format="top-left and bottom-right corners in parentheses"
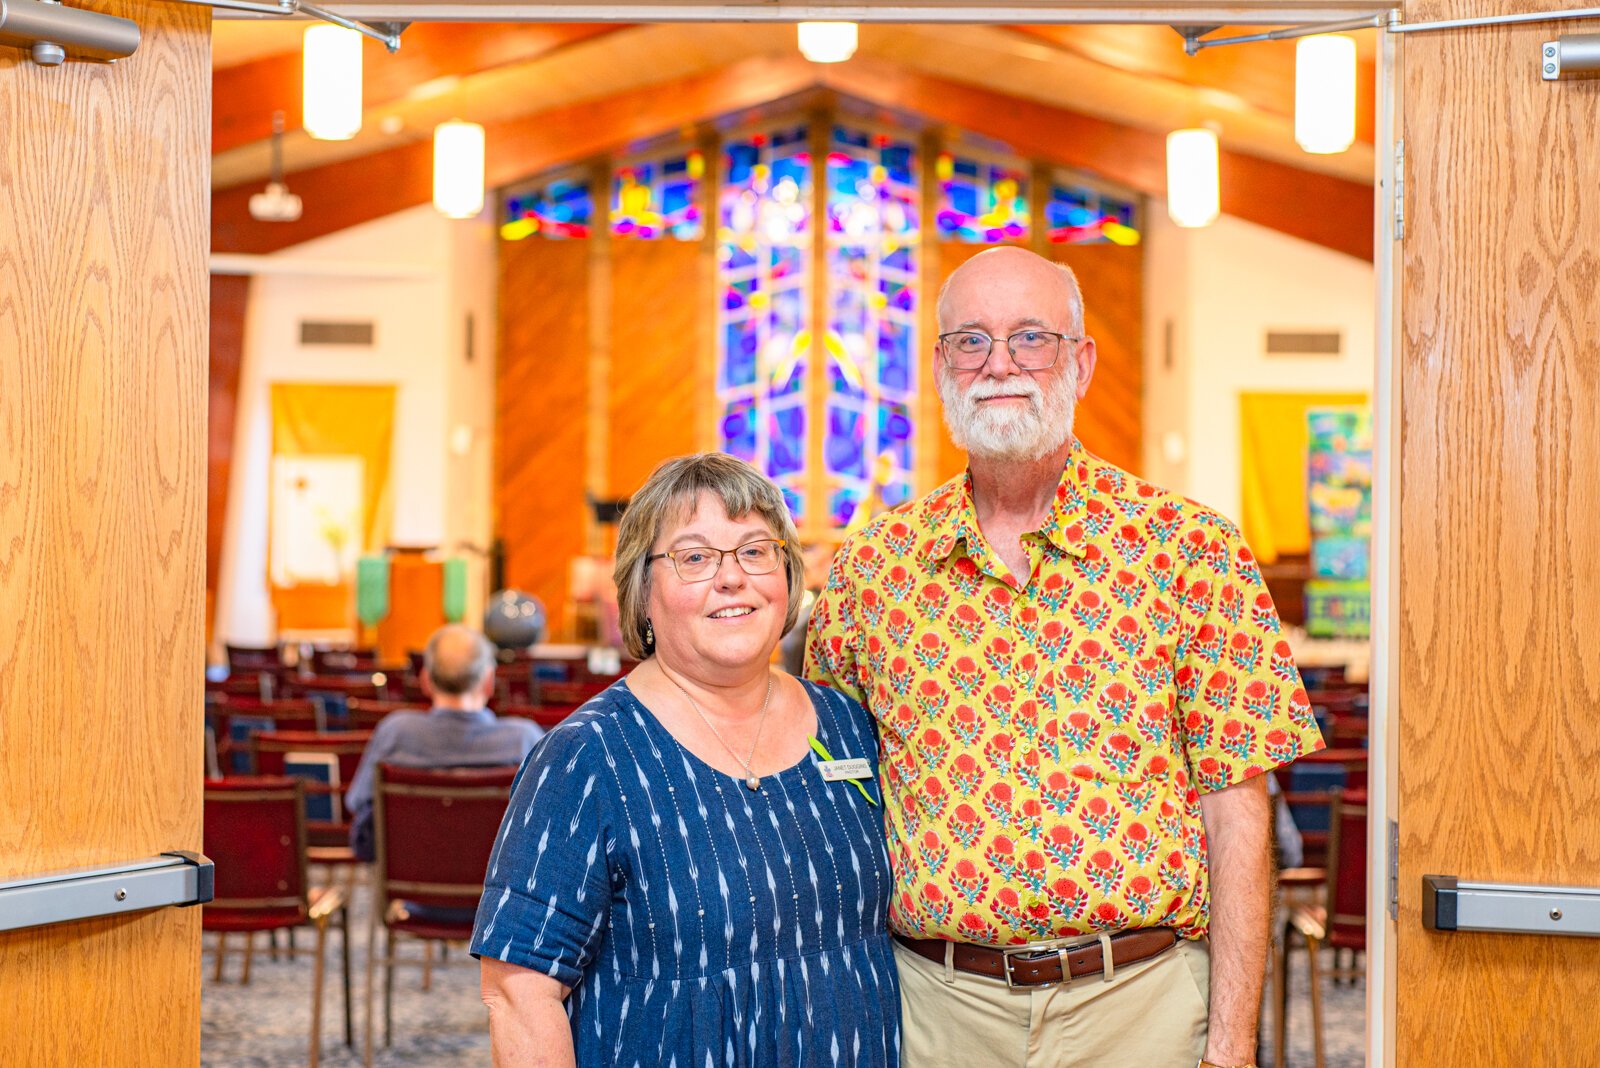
top-left (423, 624), bottom-right (495, 697)
top-left (936, 247), bottom-right (1084, 337)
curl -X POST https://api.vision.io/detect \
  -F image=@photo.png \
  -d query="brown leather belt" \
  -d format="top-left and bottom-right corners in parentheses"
top-left (893, 927), bottom-right (1179, 988)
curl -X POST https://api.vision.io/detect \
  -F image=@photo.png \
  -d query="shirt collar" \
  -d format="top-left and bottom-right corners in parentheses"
top-left (920, 439), bottom-right (1091, 564)
top-left (429, 706), bottom-right (495, 721)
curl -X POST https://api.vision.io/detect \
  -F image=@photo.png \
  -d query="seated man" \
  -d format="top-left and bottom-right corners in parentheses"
top-left (347, 624), bottom-right (543, 860)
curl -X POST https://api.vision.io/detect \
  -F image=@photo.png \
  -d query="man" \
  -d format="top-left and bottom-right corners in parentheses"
top-left (805, 247), bottom-right (1323, 1068)
top-left (347, 624), bottom-right (543, 860)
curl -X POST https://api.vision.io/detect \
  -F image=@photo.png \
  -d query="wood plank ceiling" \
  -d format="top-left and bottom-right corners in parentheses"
top-left (211, 19), bottom-right (1379, 259)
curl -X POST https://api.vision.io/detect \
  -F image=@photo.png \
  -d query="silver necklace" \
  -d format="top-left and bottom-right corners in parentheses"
top-left (665, 672), bottom-right (774, 791)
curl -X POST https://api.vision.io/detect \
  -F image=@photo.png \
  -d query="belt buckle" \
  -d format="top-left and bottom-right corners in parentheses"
top-left (1000, 937), bottom-right (1077, 989)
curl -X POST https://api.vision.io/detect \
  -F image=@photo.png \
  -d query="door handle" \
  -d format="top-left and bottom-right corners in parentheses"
top-left (1423, 875), bottom-right (1600, 937)
top-left (0, 852), bottom-right (213, 933)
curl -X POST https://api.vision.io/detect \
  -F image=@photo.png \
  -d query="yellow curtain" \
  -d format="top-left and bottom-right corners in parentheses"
top-left (270, 382), bottom-right (397, 555)
top-left (1239, 391), bottom-right (1367, 563)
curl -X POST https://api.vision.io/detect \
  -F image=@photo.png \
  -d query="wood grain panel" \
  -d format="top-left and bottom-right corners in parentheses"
top-left (212, 23), bottom-right (625, 154)
top-left (1397, 6), bottom-right (1600, 1063)
top-left (608, 240), bottom-right (702, 499)
top-left (208, 274), bottom-right (249, 599)
top-left (0, 1), bottom-right (208, 1062)
top-left (496, 239), bottom-right (590, 636)
top-left (928, 241), bottom-right (1144, 486)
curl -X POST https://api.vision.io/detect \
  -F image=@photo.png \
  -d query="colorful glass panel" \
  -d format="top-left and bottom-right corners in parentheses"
top-left (823, 125), bottom-right (919, 528)
top-left (716, 124), bottom-right (813, 521)
top-left (500, 174), bottom-right (594, 240)
top-left (1044, 179), bottom-right (1141, 246)
top-left (935, 151), bottom-right (1028, 243)
top-left (611, 151), bottom-right (705, 240)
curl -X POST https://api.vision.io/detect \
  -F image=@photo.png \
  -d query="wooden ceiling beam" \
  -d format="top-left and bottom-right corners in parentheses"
top-left (212, 56), bottom-right (819, 255)
top-left (819, 58), bottom-right (1374, 261)
top-left (212, 22), bottom-right (628, 155)
top-left (214, 53), bottom-right (1373, 261)
top-left (1007, 24), bottom-right (1378, 147)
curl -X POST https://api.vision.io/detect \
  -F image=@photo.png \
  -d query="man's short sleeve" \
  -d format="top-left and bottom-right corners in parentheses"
top-left (1173, 522), bottom-right (1325, 794)
top-left (802, 545), bottom-right (866, 704)
top-left (468, 721), bottom-right (614, 987)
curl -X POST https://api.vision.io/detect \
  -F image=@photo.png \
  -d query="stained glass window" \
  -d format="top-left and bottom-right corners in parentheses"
top-left (935, 150), bottom-right (1028, 243)
top-left (611, 150), bottom-right (705, 239)
top-left (501, 173), bottom-right (594, 240)
top-left (716, 124), bottom-right (813, 520)
top-left (1044, 177), bottom-right (1141, 246)
top-left (824, 125), bottom-right (919, 527)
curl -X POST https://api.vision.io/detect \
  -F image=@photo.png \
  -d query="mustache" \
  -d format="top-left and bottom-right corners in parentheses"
top-left (962, 378), bottom-right (1044, 404)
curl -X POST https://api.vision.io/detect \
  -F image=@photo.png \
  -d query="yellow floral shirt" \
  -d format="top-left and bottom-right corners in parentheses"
top-left (804, 442), bottom-right (1325, 944)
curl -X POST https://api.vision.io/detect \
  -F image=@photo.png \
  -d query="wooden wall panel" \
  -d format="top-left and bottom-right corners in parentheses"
top-left (928, 241), bottom-right (1144, 486)
top-left (0, 1), bottom-right (208, 1062)
top-left (497, 239), bottom-right (590, 633)
top-left (1053, 242), bottom-right (1143, 476)
top-left (608, 240), bottom-right (703, 498)
top-left (1397, 5), bottom-right (1600, 1063)
top-left (208, 274), bottom-right (249, 608)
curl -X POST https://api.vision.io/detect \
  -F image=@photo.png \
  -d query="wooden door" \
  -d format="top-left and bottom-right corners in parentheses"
top-left (1397, 2), bottom-right (1600, 1062)
top-left (0, 2), bottom-right (210, 1063)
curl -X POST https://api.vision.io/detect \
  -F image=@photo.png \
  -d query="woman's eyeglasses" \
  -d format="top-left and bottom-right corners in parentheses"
top-left (647, 539), bottom-right (786, 583)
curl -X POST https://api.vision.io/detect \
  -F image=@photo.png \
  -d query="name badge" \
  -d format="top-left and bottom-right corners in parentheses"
top-left (818, 758), bottom-right (872, 782)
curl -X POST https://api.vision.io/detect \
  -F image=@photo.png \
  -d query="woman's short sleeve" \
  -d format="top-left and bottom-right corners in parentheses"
top-left (469, 719), bottom-right (615, 987)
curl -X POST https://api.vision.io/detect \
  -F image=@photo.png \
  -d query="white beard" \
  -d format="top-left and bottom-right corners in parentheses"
top-left (938, 360), bottom-right (1078, 463)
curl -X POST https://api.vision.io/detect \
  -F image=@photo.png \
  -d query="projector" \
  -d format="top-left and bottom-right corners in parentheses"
top-left (249, 182), bottom-right (303, 223)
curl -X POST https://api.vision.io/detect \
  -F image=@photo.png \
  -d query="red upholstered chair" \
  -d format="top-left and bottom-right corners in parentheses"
top-left (364, 764), bottom-right (518, 1066)
top-left (497, 701), bottom-right (582, 731)
top-left (203, 777), bottom-right (352, 1067)
top-left (226, 643), bottom-right (283, 673)
top-left (310, 646), bottom-right (380, 675)
top-left (251, 730), bottom-right (374, 865)
top-left (1280, 788), bottom-right (1368, 1068)
top-left (210, 698), bottom-right (323, 773)
top-left (347, 698), bottom-right (427, 731)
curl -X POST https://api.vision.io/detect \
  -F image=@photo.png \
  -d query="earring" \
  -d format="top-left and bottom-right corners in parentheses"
top-left (645, 619), bottom-right (654, 647)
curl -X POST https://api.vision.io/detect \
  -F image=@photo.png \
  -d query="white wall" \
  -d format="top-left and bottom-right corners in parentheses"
top-left (1141, 206), bottom-right (1375, 524)
top-left (214, 204), bottom-right (497, 649)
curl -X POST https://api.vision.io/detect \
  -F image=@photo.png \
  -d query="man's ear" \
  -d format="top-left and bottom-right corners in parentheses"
top-left (1074, 337), bottom-right (1099, 400)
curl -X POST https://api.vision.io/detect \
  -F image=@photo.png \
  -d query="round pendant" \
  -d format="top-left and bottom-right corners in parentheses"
top-left (745, 775), bottom-right (761, 791)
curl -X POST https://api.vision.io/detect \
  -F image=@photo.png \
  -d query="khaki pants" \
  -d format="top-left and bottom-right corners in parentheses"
top-left (895, 936), bottom-right (1210, 1068)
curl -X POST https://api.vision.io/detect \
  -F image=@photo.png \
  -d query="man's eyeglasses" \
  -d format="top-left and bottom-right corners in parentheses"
top-left (647, 539), bottom-right (786, 583)
top-left (938, 330), bottom-right (1079, 370)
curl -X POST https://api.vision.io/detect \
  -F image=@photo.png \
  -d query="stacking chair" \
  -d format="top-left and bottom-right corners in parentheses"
top-left (365, 764), bottom-right (518, 1066)
top-left (347, 697), bottom-right (427, 731)
top-left (210, 697), bottom-right (322, 772)
top-left (1278, 788), bottom-right (1368, 1068)
top-left (226, 643), bottom-right (283, 673)
top-left (251, 730), bottom-right (374, 864)
top-left (496, 701), bottom-right (582, 731)
top-left (203, 777), bottom-right (352, 1067)
top-left (311, 646), bottom-right (380, 675)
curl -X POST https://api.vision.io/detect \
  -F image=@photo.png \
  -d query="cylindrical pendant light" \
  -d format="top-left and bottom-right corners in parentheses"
top-left (1166, 128), bottom-right (1220, 228)
top-left (1295, 34), bottom-right (1358, 154)
top-left (302, 25), bottom-right (363, 142)
top-left (797, 22), bottom-right (857, 63)
top-left (433, 120), bottom-right (486, 219)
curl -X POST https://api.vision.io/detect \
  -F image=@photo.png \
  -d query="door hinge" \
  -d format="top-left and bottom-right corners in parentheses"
top-left (1388, 818), bottom-right (1400, 920)
top-left (1392, 139), bottom-right (1405, 241)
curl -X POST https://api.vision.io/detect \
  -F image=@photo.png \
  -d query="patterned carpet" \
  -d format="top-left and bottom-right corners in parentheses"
top-left (201, 880), bottom-right (1365, 1067)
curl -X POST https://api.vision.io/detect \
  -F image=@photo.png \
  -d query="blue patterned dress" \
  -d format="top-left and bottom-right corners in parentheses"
top-left (470, 678), bottom-right (901, 1068)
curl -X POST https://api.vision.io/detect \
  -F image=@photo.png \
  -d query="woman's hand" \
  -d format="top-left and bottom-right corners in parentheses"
top-left (480, 957), bottom-right (575, 1068)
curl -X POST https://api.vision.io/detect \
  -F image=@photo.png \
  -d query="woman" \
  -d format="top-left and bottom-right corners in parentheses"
top-left (472, 453), bottom-right (900, 1067)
